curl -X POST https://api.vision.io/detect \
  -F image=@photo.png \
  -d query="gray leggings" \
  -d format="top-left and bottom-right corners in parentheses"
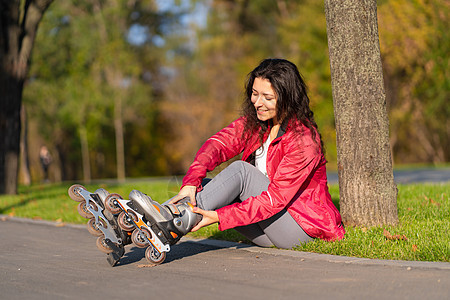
top-left (196, 161), bottom-right (313, 249)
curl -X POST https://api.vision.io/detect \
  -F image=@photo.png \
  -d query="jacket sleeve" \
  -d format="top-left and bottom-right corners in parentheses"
top-left (182, 117), bottom-right (247, 190)
top-left (216, 129), bottom-right (322, 230)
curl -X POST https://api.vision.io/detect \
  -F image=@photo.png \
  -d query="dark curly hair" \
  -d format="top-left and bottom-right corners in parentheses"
top-left (242, 58), bottom-right (324, 151)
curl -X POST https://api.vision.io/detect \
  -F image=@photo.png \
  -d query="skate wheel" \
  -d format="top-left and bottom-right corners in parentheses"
top-left (118, 211), bottom-right (136, 231)
top-left (104, 193), bottom-right (123, 214)
top-left (77, 201), bottom-right (95, 219)
top-left (87, 218), bottom-right (107, 237)
top-left (145, 247), bottom-right (166, 265)
top-left (131, 227), bottom-right (152, 248)
top-left (68, 184), bottom-right (86, 202)
top-left (96, 236), bottom-right (113, 254)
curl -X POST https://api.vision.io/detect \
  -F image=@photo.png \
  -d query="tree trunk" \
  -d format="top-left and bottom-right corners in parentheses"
top-left (114, 95), bottom-right (126, 183)
top-left (0, 81), bottom-right (22, 194)
top-left (0, 0), bottom-right (53, 194)
top-left (93, 2), bottom-right (126, 183)
top-left (20, 105), bottom-right (31, 185)
top-left (324, 0), bottom-right (398, 226)
top-left (79, 124), bottom-right (91, 184)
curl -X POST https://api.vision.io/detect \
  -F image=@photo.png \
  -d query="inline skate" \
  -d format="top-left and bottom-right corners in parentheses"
top-left (68, 185), bottom-right (201, 266)
top-left (68, 184), bottom-right (130, 266)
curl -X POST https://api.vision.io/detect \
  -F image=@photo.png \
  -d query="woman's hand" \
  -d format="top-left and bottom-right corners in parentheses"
top-left (190, 207), bottom-right (219, 232)
top-left (169, 185), bottom-right (197, 205)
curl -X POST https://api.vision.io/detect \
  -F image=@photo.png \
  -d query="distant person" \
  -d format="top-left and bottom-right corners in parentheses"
top-left (39, 145), bottom-right (52, 182)
top-left (131, 58), bottom-right (345, 249)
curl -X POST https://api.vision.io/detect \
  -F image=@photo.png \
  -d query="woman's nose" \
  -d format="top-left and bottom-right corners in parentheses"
top-left (254, 95), bottom-right (263, 106)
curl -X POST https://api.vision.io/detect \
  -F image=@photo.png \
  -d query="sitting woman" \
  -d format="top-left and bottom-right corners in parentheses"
top-left (167, 58), bottom-right (345, 248)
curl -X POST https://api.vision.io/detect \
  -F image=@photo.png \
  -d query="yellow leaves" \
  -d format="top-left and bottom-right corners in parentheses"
top-left (55, 218), bottom-right (66, 227)
top-left (383, 229), bottom-right (408, 241)
top-left (378, 0), bottom-right (434, 73)
top-left (8, 207), bottom-right (15, 217)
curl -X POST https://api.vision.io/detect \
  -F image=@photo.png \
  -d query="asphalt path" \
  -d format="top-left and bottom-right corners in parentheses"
top-left (1, 217), bottom-right (449, 300)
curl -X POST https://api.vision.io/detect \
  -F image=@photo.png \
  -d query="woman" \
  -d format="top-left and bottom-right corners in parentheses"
top-left (169, 58), bottom-right (344, 248)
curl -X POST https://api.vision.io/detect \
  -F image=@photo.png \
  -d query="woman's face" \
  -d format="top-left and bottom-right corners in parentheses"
top-left (251, 77), bottom-right (278, 125)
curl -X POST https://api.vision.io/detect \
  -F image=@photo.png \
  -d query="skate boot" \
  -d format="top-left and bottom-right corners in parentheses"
top-left (68, 184), bottom-right (131, 267)
top-left (105, 190), bottom-right (201, 265)
top-left (129, 190), bottom-right (202, 243)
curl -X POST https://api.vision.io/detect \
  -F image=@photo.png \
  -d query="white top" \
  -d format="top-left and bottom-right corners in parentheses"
top-left (254, 136), bottom-right (271, 177)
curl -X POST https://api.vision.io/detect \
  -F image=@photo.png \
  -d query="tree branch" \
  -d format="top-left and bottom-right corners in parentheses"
top-left (17, 0), bottom-right (53, 79)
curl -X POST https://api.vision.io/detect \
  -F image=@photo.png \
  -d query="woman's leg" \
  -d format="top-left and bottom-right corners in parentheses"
top-left (195, 161), bottom-right (313, 248)
top-left (258, 209), bottom-right (313, 248)
top-left (196, 161), bottom-right (270, 211)
top-left (196, 161), bottom-right (273, 246)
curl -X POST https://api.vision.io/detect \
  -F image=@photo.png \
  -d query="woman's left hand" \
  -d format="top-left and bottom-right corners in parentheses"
top-left (190, 207), bottom-right (219, 232)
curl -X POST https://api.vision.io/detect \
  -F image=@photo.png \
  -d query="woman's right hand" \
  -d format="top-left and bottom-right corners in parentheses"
top-left (169, 185), bottom-right (197, 206)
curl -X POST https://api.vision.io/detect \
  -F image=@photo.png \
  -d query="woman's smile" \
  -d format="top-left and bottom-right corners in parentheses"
top-left (251, 77), bottom-right (278, 125)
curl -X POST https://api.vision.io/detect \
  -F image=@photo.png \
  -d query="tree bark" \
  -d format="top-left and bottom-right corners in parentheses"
top-left (324, 0), bottom-right (398, 226)
top-left (79, 124), bottom-right (91, 184)
top-left (94, 1), bottom-right (126, 182)
top-left (20, 104), bottom-right (31, 185)
top-left (0, 0), bottom-right (53, 194)
top-left (114, 95), bottom-right (125, 183)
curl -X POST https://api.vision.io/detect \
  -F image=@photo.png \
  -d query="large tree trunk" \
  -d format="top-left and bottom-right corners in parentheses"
top-left (0, 0), bottom-right (53, 194)
top-left (324, 0), bottom-right (398, 226)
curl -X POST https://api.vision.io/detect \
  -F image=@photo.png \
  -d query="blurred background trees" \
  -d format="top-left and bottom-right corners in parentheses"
top-left (378, 0), bottom-right (449, 164)
top-left (20, 0), bottom-right (449, 184)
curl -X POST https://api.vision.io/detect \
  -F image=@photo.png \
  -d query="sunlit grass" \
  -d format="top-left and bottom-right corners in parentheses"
top-left (292, 184), bottom-right (449, 262)
top-left (0, 181), bottom-right (448, 262)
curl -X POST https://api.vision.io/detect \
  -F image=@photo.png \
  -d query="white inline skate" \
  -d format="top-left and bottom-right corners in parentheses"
top-left (68, 185), bottom-right (201, 266)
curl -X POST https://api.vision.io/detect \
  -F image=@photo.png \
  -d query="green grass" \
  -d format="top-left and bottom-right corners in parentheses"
top-left (1, 181), bottom-right (448, 262)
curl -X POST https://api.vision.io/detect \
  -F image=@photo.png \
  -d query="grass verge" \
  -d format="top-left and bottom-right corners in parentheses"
top-left (0, 181), bottom-right (448, 262)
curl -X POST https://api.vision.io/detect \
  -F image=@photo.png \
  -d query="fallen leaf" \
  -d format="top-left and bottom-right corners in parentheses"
top-left (383, 229), bottom-right (408, 241)
top-left (424, 196), bottom-right (441, 207)
top-left (137, 264), bottom-right (157, 268)
top-left (412, 244), bottom-right (418, 252)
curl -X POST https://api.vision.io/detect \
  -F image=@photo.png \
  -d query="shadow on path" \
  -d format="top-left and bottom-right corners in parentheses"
top-left (115, 241), bottom-right (222, 266)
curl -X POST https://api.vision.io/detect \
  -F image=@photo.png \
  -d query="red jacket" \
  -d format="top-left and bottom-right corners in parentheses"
top-left (182, 117), bottom-right (345, 241)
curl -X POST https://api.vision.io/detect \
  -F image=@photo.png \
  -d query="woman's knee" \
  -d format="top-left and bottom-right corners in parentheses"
top-left (227, 160), bottom-right (249, 172)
